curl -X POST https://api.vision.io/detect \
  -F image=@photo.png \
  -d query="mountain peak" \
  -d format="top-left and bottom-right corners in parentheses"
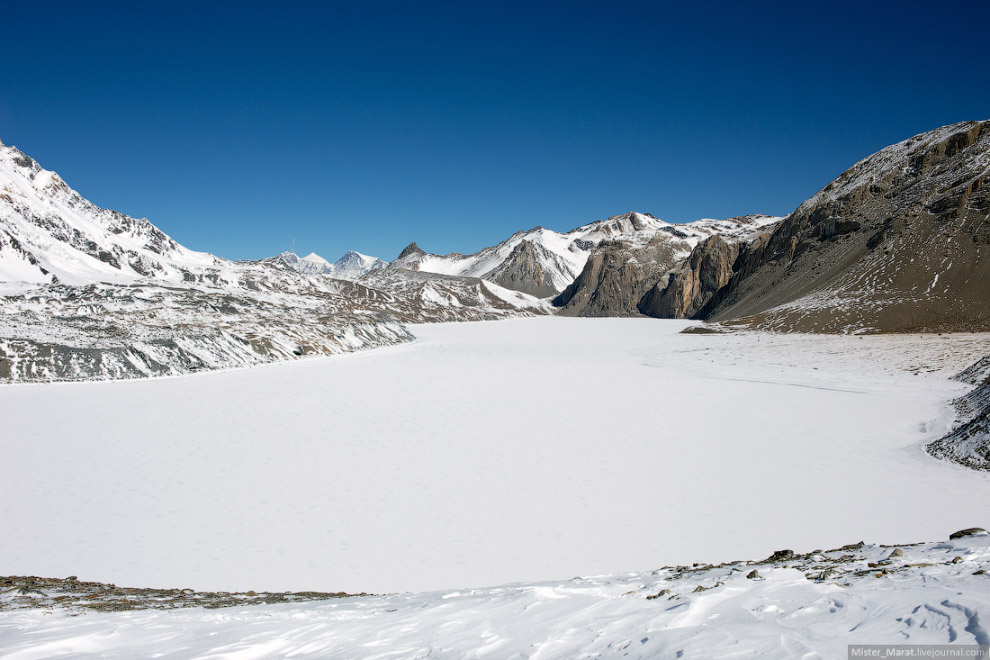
top-left (301, 252), bottom-right (330, 266)
top-left (397, 242), bottom-right (425, 259)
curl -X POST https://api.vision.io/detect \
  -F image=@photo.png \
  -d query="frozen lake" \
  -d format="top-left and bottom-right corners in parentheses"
top-left (3, 318), bottom-right (989, 594)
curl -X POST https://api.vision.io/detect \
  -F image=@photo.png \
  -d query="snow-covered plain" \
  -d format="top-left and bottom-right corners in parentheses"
top-left (2, 319), bottom-right (989, 597)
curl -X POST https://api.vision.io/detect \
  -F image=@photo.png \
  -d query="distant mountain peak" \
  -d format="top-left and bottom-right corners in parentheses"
top-left (398, 242), bottom-right (425, 259)
top-left (338, 250), bottom-right (373, 261)
top-left (268, 247), bottom-right (386, 280)
top-left (301, 252), bottom-right (330, 265)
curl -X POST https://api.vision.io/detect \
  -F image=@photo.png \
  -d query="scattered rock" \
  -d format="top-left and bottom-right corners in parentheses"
top-left (950, 527), bottom-right (988, 539)
top-left (746, 570), bottom-right (760, 579)
top-left (763, 549), bottom-right (794, 563)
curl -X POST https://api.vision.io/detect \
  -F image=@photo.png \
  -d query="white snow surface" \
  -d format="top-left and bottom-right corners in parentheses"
top-left (3, 535), bottom-right (990, 659)
top-left (3, 319), bottom-right (989, 598)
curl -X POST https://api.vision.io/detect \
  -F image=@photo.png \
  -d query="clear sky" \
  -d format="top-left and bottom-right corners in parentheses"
top-left (2, 1), bottom-right (988, 262)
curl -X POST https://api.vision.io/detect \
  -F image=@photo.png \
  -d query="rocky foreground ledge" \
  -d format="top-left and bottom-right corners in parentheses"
top-left (3, 529), bottom-right (987, 615)
top-left (0, 576), bottom-right (367, 613)
top-left (2, 530), bottom-right (988, 659)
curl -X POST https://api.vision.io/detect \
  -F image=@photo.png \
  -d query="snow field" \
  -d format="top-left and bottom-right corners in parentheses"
top-left (2, 318), bottom-right (989, 596)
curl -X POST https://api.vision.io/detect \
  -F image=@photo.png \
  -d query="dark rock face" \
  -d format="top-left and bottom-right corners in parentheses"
top-left (397, 242), bottom-right (425, 260)
top-left (949, 528), bottom-right (988, 539)
top-left (483, 240), bottom-right (561, 298)
top-left (704, 120), bottom-right (990, 333)
top-left (553, 235), bottom-right (685, 316)
top-left (638, 235), bottom-right (739, 319)
top-left (554, 215), bottom-right (778, 319)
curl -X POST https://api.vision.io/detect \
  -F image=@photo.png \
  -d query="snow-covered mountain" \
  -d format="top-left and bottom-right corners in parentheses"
top-left (0, 140), bottom-right (542, 382)
top-left (388, 212), bottom-right (779, 298)
top-left (0, 139), bottom-right (233, 287)
top-left (4, 119), bottom-right (989, 382)
top-left (270, 250), bottom-right (387, 280)
top-left (271, 251), bottom-right (332, 276)
top-left (331, 250), bottom-right (387, 279)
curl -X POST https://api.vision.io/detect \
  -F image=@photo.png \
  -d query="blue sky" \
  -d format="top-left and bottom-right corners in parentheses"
top-left (2, 1), bottom-right (988, 261)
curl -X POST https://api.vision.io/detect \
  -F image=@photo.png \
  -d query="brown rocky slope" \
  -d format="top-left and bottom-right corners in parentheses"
top-left (703, 120), bottom-right (990, 333)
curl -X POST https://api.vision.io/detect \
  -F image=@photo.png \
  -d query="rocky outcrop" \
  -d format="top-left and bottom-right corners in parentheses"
top-left (397, 242), bottom-right (425, 260)
top-left (927, 355), bottom-right (990, 471)
top-left (704, 120), bottom-right (990, 333)
top-left (553, 235), bottom-right (687, 316)
top-left (566, 122), bottom-right (990, 332)
top-left (638, 235), bottom-right (740, 319)
top-left (553, 216), bottom-right (779, 317)
top-left (483, 240), bottom-right (564, 298)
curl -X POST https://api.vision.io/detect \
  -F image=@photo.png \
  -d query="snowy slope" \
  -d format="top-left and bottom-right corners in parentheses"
top-left (3, 533), bottom-right (989, 659)
top-left (0, 140), bottom-right (235, 286)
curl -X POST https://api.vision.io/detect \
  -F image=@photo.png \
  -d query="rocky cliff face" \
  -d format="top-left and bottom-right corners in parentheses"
top-left (704, 120), bottom-right (990, 333)
top-left (553, 235), bottom-right (687, 316)
top-left (555, 215), bottom-right (779, 318)
top-left (384, 213), bottom-right (672, 298)
top-left (639, 235), bottom-right (741, 319)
